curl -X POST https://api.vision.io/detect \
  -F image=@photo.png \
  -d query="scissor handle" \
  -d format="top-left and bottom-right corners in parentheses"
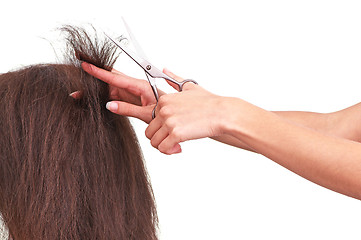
top-left (178, 79), bottom-right (198, 91)
top-left (152, 103), bottom-right (158, 119)
top-left (161, 75), bottom-right (198, 92)
top-left (151, 79), bottom-right (198, 119)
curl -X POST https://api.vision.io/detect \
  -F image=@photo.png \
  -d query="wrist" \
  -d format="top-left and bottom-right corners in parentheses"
top-left (218, 97), bottom-right (275, 141)
top-left (216, 97), bottom-right (246, 136)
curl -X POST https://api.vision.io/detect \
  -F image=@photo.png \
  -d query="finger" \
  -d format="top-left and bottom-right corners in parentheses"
top-left (69, 91), bottom-right (82, 99)
top-left (150, 127), bottom-right (169, 149)
top-left (157, 88), bottom-right (167, 98)
top-left (106, 101), bottom-right (154, 123)
top-left (158, 133), bottom-right (182, 155)
top-left (109, 87), bottom-right (142, 105)
top-left (182, 81), bottom-right (198, 91)
top-left (111, 68), bottom-right (121, 74)
top-left (82, 62), bottom-right (146, 96)
top-left (158, 142), bottom-right (182, 155)
top-left (168, 144), bottom-right (182, 154)
top-left (163, 68), bottom-right (184, 81)
top-left (163, 68), bottom-right (184, 91)
top-left (163, 68), bottom-right (198, 91)
top-left (145, 118), bottom-right (163, 140)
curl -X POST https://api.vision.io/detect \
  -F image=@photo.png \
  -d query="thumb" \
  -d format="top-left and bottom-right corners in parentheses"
top-left (106, 101), bottom-right (154, 123)
top-left (163, 68), bottom-right (184, 91)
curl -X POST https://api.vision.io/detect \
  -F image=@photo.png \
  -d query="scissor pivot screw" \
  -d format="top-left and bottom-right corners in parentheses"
top-left (146, 65), bottom-right (151, 70)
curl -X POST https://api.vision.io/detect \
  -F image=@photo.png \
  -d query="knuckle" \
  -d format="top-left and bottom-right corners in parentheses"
top-left (158, 106), bottom-right (173, 117)
top-left (158, 95), bottom-right (170, 106)
top-left (164, 117), bottom-right (177, 129)
top-left (170, 127), bottom-right (182, 140)
top-left (87, 63), bottom-right (95, 72)
top-left (122, 104), bottom-right (131, 114)
top-left (88, 64), bottom-right (95, 72)
top-left (108, 74), bottom-right (118, 85)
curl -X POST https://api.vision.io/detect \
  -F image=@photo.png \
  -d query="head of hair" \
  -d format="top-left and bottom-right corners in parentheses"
top-left (0, 25), bottom-right (158, 240)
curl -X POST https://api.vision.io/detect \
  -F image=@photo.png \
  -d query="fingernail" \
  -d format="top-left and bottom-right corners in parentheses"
top-left (69, 92), bottom-right (77, 97)
top-left (69, 91), bottom-right (81, 99)
top-left (106, 102), bottom-right (118, 112)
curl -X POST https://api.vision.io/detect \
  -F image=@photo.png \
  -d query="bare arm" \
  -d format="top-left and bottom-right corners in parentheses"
top-left (220, 98), bottom-right (361, 200)
top-left (82, 64), bottom-right (361, 199)
top-left (144, 81), bottom-right (361, 200)
top-left (212, 111), bottom-right (331, 152)
top-left (212, 103), bottom-right (361, 151)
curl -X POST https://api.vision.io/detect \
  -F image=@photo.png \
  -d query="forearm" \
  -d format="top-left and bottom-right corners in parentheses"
top-left (273, 111), bottom-right (331, 133)
top-left (212, 110), bottom-right (332, 152)
top-left (273, 103), bottom-right (361, 142)
top-left (211, 135), bottom-right (256, 152)
top-left (221, 98), bottom-right (361, 200)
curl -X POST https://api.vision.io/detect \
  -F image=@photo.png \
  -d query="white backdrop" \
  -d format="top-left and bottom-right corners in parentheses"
top-left (1, 0), bottom-right (361, 239)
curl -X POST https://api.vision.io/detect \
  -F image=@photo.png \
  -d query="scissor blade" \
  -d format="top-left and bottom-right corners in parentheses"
top-left (106, 32), bottom-right (175, 83)
top-left (105, 33), bottom-right (151, 73)
top-left (122, 17), bottom-right (148, 60)
top-left (121, 18), bottom-right (159, 89)
top-left (145, 72), bottom-right (159, 101)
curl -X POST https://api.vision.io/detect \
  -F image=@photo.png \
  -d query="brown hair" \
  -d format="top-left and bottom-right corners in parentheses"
top-left (0, 26), bottom-right (158, 239)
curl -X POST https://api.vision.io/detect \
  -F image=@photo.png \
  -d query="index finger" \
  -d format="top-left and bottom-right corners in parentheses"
top-left (81, 62), bottom-right (145, 96)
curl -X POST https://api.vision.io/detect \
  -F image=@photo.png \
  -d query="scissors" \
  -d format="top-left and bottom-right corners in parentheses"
top-left (105, 18), bottom-right (198, 119)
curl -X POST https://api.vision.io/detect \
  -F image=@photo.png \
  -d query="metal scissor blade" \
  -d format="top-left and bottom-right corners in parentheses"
top-left (106, 32), bottom-right (170, 80)
top-left (121, 17), bottom-right (159, 92)
top-left (145, 72), bottom-right (159, 101)
top-left (105, 33), bottom-right (152, 74)
top-left (122, 18), bottom-right (163, 95)
top-left (122, 17), bottom-right (148, 60)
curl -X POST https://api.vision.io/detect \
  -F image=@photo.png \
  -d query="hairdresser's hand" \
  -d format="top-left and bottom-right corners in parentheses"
top-left (81, 62), bottom-right (161, 123)
top-left (145, 70), bottom-right (227, 154)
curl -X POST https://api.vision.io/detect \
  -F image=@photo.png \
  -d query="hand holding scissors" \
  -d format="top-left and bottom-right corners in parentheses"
top-left (82, 20), bottom-right (361, 201)
top-left (81, 18), bottom-right (196, 123)
top-left (105, 18), bottom-right (198, 119)
top-left (82, 19), bottom-right (225, 154)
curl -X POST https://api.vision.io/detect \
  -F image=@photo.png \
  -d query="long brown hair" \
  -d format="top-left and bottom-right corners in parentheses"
top-left (0, 26), bottom-right (158, 239)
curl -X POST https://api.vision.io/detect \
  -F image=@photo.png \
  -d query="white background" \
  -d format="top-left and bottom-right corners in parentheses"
top-left (1, 0), bottom-right (361, 239)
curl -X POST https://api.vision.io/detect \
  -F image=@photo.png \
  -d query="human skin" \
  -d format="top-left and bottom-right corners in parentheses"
top-left (81, 62), bottom-right (361, 200)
